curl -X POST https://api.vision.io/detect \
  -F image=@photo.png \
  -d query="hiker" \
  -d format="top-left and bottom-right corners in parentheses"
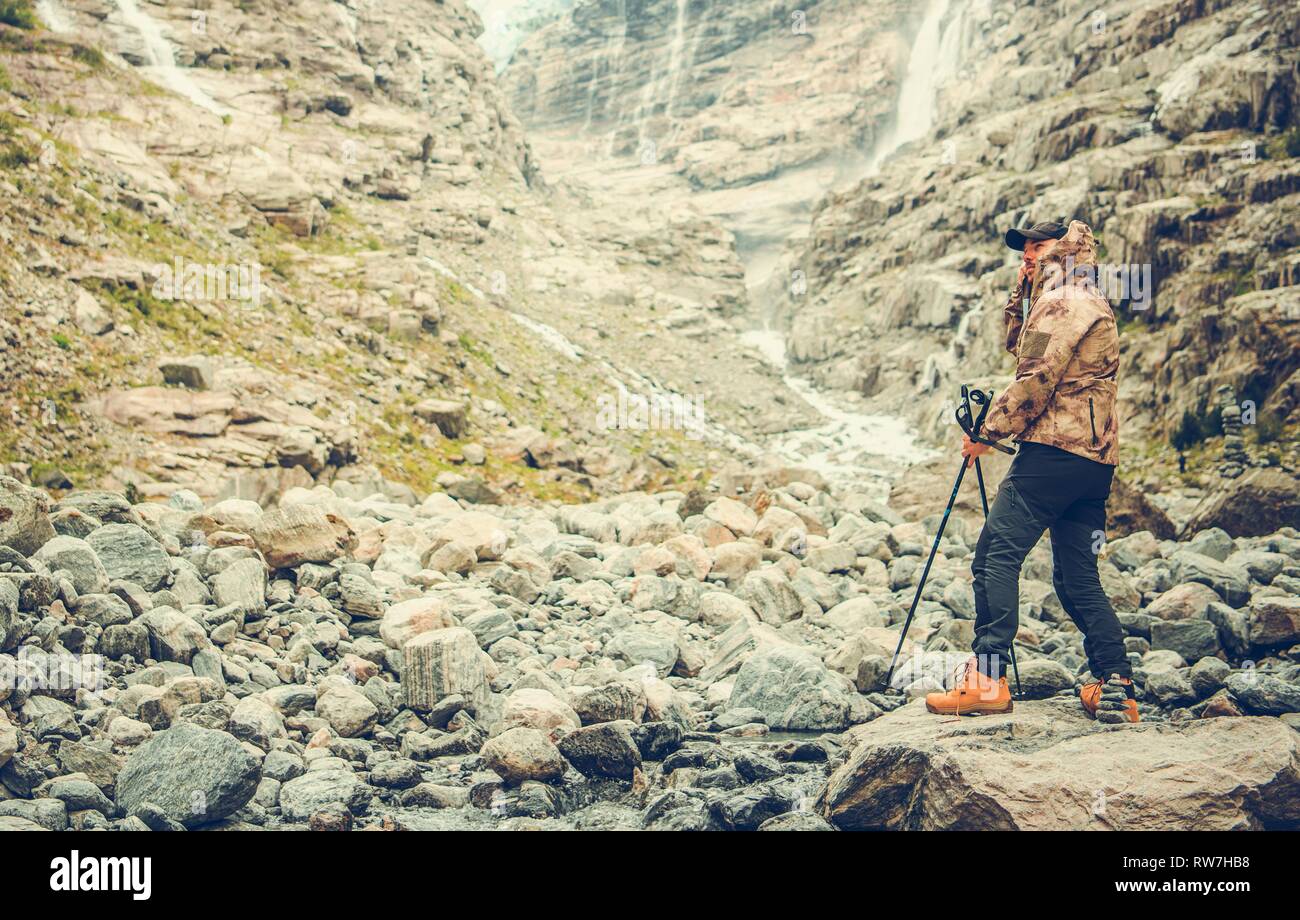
top-left (925, 220), bottom-right (1139, 722)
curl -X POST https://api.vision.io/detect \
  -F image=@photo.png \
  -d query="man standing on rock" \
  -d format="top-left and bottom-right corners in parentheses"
top-left (925, 219), bottom-right (1139, 723)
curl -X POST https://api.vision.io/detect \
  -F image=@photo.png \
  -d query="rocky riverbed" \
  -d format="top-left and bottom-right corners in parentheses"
top-left (1, 466), bottom-right (1297, 832)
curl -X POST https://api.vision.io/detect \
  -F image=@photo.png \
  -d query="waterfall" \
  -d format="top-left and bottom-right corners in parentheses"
top-left (662, 0), bottom-right (690, 119)
top-left (865, 0), bottom-right (955, 174)
top-left (469, 0), bottom-right (579, 73)
top-left (114, 0), bottom-right (229, 116)
top-left (36, 0), bottom-right (73, 33)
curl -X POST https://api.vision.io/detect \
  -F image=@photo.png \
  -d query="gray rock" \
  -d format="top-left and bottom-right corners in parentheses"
top-left (116, 723), bottom-right (260, 827)
top-left (1185, 528), bottom-right (1235, 562)
top-left (1187, 657), bottom-right (1231, 699)
top-left (1206, 602), bottom-right (1250, 657)
top-left (75, 593), bottom-right (133, 627)
top-left (0, 476), bottom-right (54, 556)
top-left (1171, 551), bottom-right (1251, 607)
top-left (53, 491), bottom-right (137, 524)
top-left (47, 778), bottom-right (114, 815)
top-left (33, 536), bottom-right (108, 595)
top-left (100, 623), bottom-right (150, 661)
top-left (279, 770), bottom-right (373, 821)
top-left (85, 524), bottom-right (170, 592)
top-left (368, 758), bottom-right (422, 789)
top-left (729, 646), bottom-right (858, 730)
top-left (1016, 658), bottom-right (1075, 698)
top-left (160, 355), bottom-right (215, 391)
top-left (480, 727), bottom-right (566, 785)
top-left (0, 798), bottom-right (67, 832)
top-left (138, 607), bottom-right (208, 663)
top-left (228, 696), bottom-right (286, 750)
top-left (557, 721), bottom-right (642, 780)
top-left (461, 607), bottom-right (518, 648)
top-left (339, 573), bottom-right (385, 619)
top-left (1146, 668), bottom-right (1197, 707)
top-left (571, 682), bottom-right (643, 725)
top-left (604, 628), bottom-right (678, 676)
top-left (742, 568), bottom-right (804, 623)
top-left (1226, 672), bottom-right (1300, 716)
top-left (261, 750), bottom-right (305, 783)
top-left (1150, 618), bottom-right (1220, 662)
top-left (759, 811), bottom-right (836, 831)
top-left (211, 557), bottom-right (266, 615)
top-left (630, 721), bottom-right (684, 761)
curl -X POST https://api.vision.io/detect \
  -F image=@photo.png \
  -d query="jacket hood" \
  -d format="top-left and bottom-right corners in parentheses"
top-left (1030, 219), bottom-right (1101, 303)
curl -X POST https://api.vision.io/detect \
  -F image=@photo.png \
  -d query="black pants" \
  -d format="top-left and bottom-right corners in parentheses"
top-left (970, 441), bottom-right (1130, 680)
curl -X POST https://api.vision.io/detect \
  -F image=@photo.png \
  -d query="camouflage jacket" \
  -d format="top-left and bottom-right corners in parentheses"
top-left (981, 220), bottom-right (1120, 466)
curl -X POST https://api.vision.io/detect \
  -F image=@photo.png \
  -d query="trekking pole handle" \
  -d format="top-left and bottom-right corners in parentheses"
top-left (957, 387), bottom-right (1015, 454)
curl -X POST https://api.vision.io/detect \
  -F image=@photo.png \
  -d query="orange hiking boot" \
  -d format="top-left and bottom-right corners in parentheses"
top-left (1081, 676), bottom-right (1139, 723)
top-left (925, 657), bottom-right (1013, 716)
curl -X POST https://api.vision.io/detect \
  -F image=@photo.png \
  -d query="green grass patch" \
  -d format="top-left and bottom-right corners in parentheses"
top-left (71, 44), bottom-right (106, 70)
top-left (0, 1), bottom-right (36, 30)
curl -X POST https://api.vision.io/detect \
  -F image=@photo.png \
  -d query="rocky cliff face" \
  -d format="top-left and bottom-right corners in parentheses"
top-left (0, 0), bottom-right (804, 503)
top-left (769, 0), bottom-right (1300, 483)
top-left (501, 0), bottom-right (920, 287)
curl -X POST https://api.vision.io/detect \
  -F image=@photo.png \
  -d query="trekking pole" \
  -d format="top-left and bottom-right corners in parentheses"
top-left (884, 453), bottom-right (970, 691)
top-left (885, 387), bottom-right (985, 690)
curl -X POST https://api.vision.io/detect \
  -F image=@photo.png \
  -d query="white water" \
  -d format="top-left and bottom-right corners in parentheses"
top-left (737, 0), bottom-right (964, 486)
top-left (865, 0), bottom-right (955, 174)
top-left (36, 0), bottom-right (73, 33)
top-left (740, 329), bottom-right (933, 495)
top-left (469, 0), bottom-right (577, 73)
top-left (114, 0), bottom-right (229, 116)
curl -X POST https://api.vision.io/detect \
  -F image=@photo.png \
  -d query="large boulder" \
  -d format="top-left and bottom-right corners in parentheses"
top-left (33, 536), bottom-right (108, 595)
top-left (0, 477), bottom-right (54, 556)
top-left (480, 727), bottom-right (566, 785)
top-left (85, 523), bottom-right (170, 591)
top-left (211, 557), bottom-right (267, 615)
top-left (1226, 672), bottom-right (1300, 716)
top-left (402, 627), bottom-right (489, 711)
top-left (1150, 618), bottom-right (1220, 661)
top-left (116, 723), bottom-right (260, 827)
top-left (279, 770), bottom-right (372, 821)
top-left (1183, 469), bottom-right (1300, 538)
top-left (1248, 597), bottom-right (1300, 651)
top-left (1145, 582), bottom-right (1222, 621)
top-left (729, 646), bottom-right (861, 730)
top-left (821, 699), bottom-right (1300, 830)
top-left (1107, 477), bottom-right (1176, 540)
top-left (557, 721), bottom-right (642, 780)
top-left (250, 504), bottom-right (357, 569)
top-left (380, 596), bottom-right (456, 649)
top-left (1170, 551), bottom-right (1251, 607)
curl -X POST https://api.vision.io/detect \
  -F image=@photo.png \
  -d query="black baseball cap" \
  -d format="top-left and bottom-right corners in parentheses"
top-left (1004, 220), bottom-right (1068, 251)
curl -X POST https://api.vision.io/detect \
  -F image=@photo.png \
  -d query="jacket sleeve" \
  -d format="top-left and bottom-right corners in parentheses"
top-left (982, 296), bottom-right (1097, 442)
top-left (1002, 275), bottom-right (1028, 355)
